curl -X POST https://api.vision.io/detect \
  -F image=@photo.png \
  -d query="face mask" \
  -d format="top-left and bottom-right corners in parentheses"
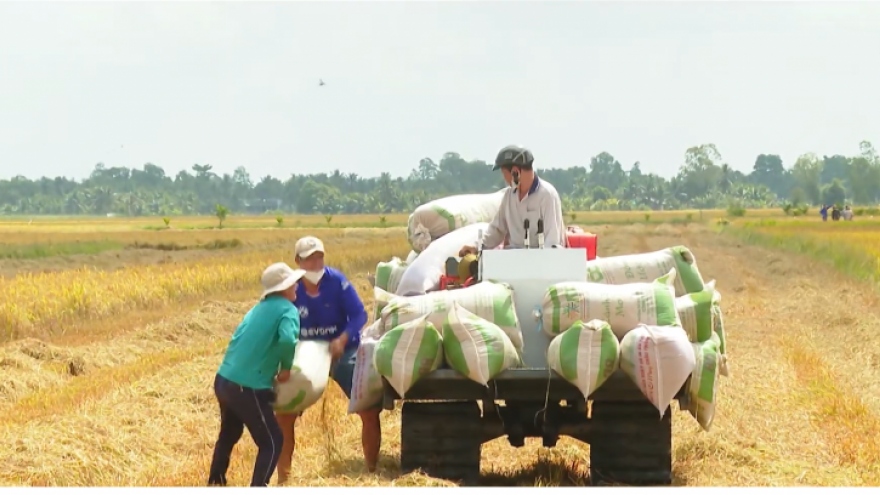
top-left (509, 170), bottom-right (520, 190)
top-left (304, 269), bottom-right (325, 285)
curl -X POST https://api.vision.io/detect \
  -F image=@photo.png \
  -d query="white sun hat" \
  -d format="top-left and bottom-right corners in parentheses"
top-left (260, 262), bottom-right (306, 300)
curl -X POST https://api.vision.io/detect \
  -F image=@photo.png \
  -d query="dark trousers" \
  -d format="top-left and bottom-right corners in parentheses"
top-left (208, 374), bottom-right (284, 487)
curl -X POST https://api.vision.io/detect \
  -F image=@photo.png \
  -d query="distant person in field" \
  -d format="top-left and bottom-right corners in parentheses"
top-left (208, 262), bottom-right (305, 487)
top-left (820, 204), bottom-right (830, 221)
top-left (832, 206), bottom-right (841, 221)
top-left (842, 205), bottom-right (854, 220)
top-left (459, 145), bottom-right (566, 256)
top-left (274, 236), bottom-right (375, 483)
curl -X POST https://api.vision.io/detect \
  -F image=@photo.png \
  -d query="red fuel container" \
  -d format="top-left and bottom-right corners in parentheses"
top-left (566, 231), bottom-right (598, 260)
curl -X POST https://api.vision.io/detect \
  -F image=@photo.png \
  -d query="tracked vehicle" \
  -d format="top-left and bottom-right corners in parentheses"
top-left (380, 224), bottom-right (689, 486)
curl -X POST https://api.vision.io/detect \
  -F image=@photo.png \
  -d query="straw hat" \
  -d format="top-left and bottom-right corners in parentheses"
top-left (260, 262), bottom-right (306, 300)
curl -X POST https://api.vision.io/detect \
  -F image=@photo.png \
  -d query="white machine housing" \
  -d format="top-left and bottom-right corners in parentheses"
top-left (480, 247), bottom-right (588, 368)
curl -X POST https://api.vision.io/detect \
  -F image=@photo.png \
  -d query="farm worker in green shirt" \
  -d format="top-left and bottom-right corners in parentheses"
top-left (208, 262), bottom-right (305, 487)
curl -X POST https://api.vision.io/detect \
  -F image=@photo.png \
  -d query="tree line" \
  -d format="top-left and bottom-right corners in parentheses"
top-left (1, 141), bottom-right (877, 216)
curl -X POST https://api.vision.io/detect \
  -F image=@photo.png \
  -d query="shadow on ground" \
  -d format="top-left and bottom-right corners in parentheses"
top-left (330, 449), bottom-right (687, 487)
top-left (325, 456), bottom-right (400, 481)
top-left (481, 457), bottom-right (687, 487)
top-left (480, 456), bottom-right (591, 486)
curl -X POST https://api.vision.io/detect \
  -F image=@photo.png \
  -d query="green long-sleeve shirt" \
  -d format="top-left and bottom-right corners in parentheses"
top-left (216, 295), bottom-right (300, 390)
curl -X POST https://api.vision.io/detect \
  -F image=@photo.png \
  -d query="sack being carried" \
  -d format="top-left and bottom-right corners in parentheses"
top-left (442, 302), bottom-right (521, 386)
top-left (547, 319), bottom-right (620, 399)
top-left (619, 324), bottom-right (695, 416)
top-left (396, 222), bottom-right (489, 297)
top-left (584, 246), bottom-right (706, 297)
top-left (541, 268), bottom-right (681, 339)
top-left (407, 189), bottom-right (506, 252)
top-left (379, 280), bottom-right (524, 352)
top-left (274, 339), bottom-right (332, 414)
top-left (373, 315), bottom-right (444, 398)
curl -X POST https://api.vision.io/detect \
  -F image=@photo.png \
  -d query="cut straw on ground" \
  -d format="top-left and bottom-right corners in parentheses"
top-left (3, 223), bottom-right (880, 486)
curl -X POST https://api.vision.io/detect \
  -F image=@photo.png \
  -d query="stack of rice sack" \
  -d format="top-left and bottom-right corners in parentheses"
top-left (349, 281), bottom-right (524, 413)
top-left (541, 246), bottom-right (728, 432)
top-left (406, 189), bottom-right (506, 253)
top-left (374, 252), bottom-right (418, 294)
top-left (369, 190), bottom-right (505, 312)
top-left (370, 221), bottom-right (492, 320)
top-left (372, 252), bottom-right (416, 319)
top-left (582, 246), bottom-right (728, 377)
top-left (362, 192), bottom-right (506, 398)
top-left (395, 222), bottom-right (488, 296)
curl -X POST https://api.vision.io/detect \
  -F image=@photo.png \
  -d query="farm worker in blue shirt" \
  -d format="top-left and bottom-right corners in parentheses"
top-left (208, 262), bottom-right (305, 487)
top-left (274, 236), bottom-right (375, 483)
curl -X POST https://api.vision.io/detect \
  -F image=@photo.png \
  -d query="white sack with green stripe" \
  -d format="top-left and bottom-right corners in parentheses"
top-left (374, 257), bottom-right (409, 294)
top-left (541, 268), bottom-right (681, 339)
top-left (372, 315), bottom-right (444, 398)
top-left (442, 302), bottom-right (521, 386)
top-left (379, 280), bottom-right (523, 351)
top-left (713, 301), bottom-right (729, 377)
top-left (619, 324), bottom-right (695, 416)
top-left (407, 189), bottom-right (506, 252)
top-left (674, 279), bottom-right (720, 343)
top-left (373, 286), bottom-right (398, 321)
top-left (273, 339), bottom-right (332, 414)
top-left (686, 333), bottom-right (722, 431)
top-left (584, 246), bottom-right (706, 297)
top-left (348, 321), bottom-right (385, 413)
top-left (547, 319), bottom-right (620, 399)
top-left (396, 223), bottom-right (489, 297)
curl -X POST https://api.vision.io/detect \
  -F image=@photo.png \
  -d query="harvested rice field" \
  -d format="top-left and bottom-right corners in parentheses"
top-left (2, 212), bottom-right (880, 487)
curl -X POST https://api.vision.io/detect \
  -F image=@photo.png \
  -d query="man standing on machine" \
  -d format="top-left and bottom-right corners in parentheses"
top-left (459, 145), bottom-right (566, 256)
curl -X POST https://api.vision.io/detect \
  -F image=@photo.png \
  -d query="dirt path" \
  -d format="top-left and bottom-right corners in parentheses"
top-left (3, 223), bottom-right (880, 486)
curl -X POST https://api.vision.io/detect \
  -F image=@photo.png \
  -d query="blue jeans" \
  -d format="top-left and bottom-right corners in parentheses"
top-left (208, 374), bottom-right (284, 487)
top-left (330, 345), bottom-right (358, 398)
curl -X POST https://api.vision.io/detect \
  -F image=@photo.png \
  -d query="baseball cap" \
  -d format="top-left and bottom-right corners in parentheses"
top-left (294, 236), bottom-right (325, 259)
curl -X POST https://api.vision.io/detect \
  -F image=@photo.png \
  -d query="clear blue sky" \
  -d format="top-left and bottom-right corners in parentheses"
top-left (1, 1), bottom-right (878, 181)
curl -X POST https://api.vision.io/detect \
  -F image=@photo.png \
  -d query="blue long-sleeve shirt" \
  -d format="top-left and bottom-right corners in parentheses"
top-left (295, 266), bottom-right (367, 350)
top-left (216, 294), bottom-right (300, 390)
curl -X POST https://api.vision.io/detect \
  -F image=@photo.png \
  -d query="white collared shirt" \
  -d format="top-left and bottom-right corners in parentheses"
top-left (481, 175), bottom-right (566, 249)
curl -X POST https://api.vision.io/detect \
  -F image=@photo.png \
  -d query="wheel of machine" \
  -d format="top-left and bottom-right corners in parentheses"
top-left (588, 401), bottom-right (673, 486)
top-left (400, 400), bottom-right (482, 486)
